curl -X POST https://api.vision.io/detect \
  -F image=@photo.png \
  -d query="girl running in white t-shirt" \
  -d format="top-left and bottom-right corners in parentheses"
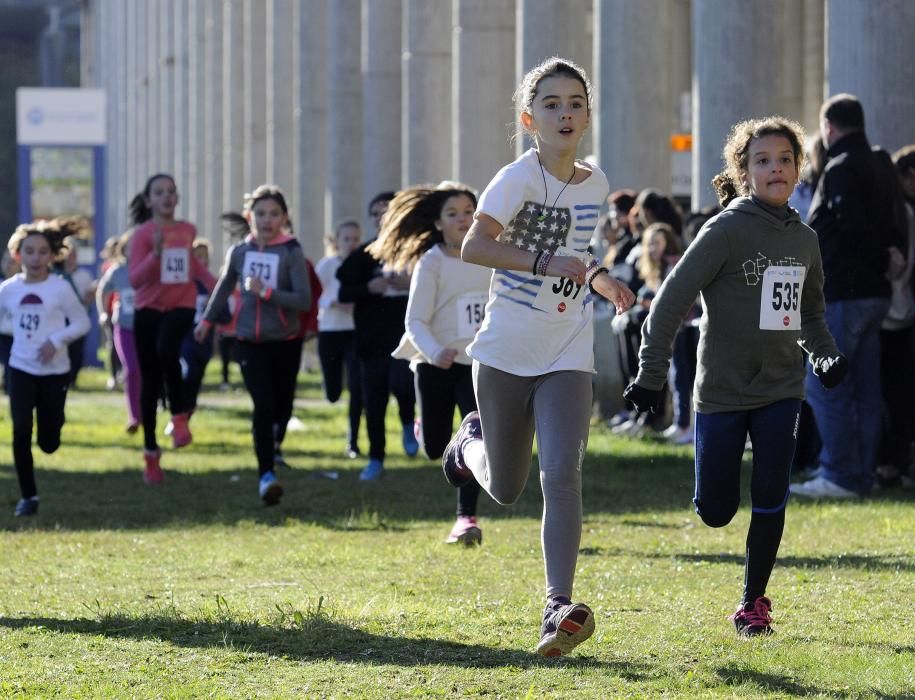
top-left (440, 57), bottom-right (635, 656)
top-left (370, 182), bottom-right (492, 546)
top-left (0, 221), bottom-right (90, 516)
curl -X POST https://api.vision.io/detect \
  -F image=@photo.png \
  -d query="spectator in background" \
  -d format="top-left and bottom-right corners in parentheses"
top-left (875, 144), bottom-right (915, 488)
top-left (792, 94), bottom-right (907, 499)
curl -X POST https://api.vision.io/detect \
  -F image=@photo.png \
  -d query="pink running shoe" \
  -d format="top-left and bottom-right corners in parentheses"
top-left (445, 515), bottom-right (482, 546)
top-left (729, 595), bottom-right (774, 637)
top-left (143, 449), bottom-right (164, 485)
top-left (170, 412), bottom-right (192, 449)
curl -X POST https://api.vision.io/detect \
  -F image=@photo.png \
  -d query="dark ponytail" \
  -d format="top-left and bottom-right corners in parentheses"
top-left (129, 173), bottom-right (175, 225)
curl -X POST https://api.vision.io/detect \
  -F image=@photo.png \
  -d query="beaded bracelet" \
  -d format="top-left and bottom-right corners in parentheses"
top-left (532, 250), bottom-right (544, 275)
top-left (587, 266), bottom-right (609, 292)
top-left (537, 249), bottom-right (554, 276)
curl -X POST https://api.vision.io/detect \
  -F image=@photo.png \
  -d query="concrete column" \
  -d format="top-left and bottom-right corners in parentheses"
top-left (137, 2), bottom-right (155, 183)
top-left (243, 0), bottom-right (267, 190)
top-left (801, 0), bottom-right (825, 133)
top-left (294, 0), bottom-right (328, 259)
top-left (362, 0), bottom-right (401, 201)
top-left (203, 1), bottom-right (225, 261)
top-left (157, 0), bottom-right (175, 172)
top-left (111, 0), bottom-right (129, 233)
top-left (402, 0), bottom-right (451, 185)
top-left (222, 0), bottom-right (245, 216)
top-left (516, 0), bottom-right (592, 157)
top-left (267, 0), bottom-right (295, 195)
top-left (326, 0), bottom-right (363, 232)
top-left (825, 0), bottom-right (915, 152)
top-left (595, 0), bottom-right (673, 193)
top-left (691, 0), bottom-right (779, 209)
top-left (453, 0), bottom-right (515, 192)
top-left (185, 0), bottom-right (207, 230)
top-left (124, 1), bottom-right (139, 204)
top-left (172, 0), bottom-right (192, 221)
top-left (779, 0), bottom-right (805, 125)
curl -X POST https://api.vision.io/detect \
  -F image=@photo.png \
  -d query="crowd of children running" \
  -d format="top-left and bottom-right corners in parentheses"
top-left (2, 57), bottom-right (914, 658)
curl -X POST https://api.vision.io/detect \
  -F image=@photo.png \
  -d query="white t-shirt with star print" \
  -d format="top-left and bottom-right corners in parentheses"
top-left (466, 148), bottom-right (609, 376)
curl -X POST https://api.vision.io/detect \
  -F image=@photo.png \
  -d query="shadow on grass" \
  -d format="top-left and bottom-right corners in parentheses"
top-left (714, 663), bottom-right (825, 697)
top-left (0, 613), bottom-right (649, 677)
top-left (0, 447), bottom-right (700, 531)
top-left (573, 546), bottom-right (915, 573)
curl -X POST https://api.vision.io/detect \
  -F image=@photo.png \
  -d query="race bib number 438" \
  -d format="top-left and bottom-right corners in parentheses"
top-left (161, 248), bottom-right (190, 284)
top-left (759, 265), bottom-right (806, 330)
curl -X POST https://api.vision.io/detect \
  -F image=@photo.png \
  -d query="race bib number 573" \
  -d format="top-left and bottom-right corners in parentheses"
top-left (759, 265), bottom-right (806, 330)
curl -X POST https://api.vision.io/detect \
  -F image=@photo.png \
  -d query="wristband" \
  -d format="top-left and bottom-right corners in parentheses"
top-left (532, 250), bottom-right (544, 275)
top-left (259, 286), bottom-right (269, 300)
top-left (587, 266), bottom-right (609, 293)
top-left (537, 249), bottom-right (554, 276)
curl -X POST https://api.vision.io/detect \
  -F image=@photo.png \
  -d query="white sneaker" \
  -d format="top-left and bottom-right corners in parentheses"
top-left (790, 475), bottom-right (859, 500)
top-left (661, 424), bottom-right (681, 439)
top-left (670, 426), bottom-right (694, 445)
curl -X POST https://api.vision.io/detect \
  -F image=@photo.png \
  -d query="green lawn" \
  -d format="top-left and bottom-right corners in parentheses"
top-left (0, 365), bottom-right (913, 698)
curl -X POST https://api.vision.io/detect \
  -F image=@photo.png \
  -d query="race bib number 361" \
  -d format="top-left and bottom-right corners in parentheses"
top-left (759, 265), bottom-right (806, 330)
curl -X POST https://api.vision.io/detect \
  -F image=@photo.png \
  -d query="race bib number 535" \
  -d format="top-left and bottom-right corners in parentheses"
top-left (759, 265), bottom-right (806, 330)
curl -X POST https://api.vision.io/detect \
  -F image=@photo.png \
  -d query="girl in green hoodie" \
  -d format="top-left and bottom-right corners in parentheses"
top-left (624, 117), bottom-right (846, 637)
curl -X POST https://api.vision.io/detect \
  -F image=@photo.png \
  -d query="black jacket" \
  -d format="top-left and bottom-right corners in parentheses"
top-left (808, 131), bottom-right (904, 302)
top-left (335, 240), bottom-right (408, 358)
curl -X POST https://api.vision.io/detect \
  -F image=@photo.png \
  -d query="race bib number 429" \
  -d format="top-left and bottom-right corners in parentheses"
top-left (759, 265), bottom-right (806, 330)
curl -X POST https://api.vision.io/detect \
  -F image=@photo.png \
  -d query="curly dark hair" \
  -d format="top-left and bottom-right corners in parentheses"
top-left (712, 116), bottom-right (806, 207)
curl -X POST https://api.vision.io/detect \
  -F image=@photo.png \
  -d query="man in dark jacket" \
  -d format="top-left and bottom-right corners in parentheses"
top-left (792, 94), bottom-right (907, 499)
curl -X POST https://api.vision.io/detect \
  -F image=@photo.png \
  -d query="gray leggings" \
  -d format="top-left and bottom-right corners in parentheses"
top-left (471, 362), bottom-right (592, 599)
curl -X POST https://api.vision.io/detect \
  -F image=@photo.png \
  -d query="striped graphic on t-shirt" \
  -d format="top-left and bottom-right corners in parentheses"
top-left (493, 201), bottom-right (597, 310)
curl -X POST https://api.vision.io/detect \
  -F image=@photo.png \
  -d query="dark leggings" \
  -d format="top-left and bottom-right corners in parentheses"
top-left (218, 334), bottom-right (237, 383)
top-left (361, 354), bottom-right (415, 461)
top-left (237, 339), bottom-right (302, 476)
top-left (180, 330), bottom-right (214, 412)
top-left (8, 368), bottom-right (69, 499)
top-left (134, 307), bottom-right (196, 451)
top-left (415, 362), bottom-right (481, 517)
top-left (694, 398), bottom-right (800, 603)
top-left (318, 330), bottom-right (362, 450)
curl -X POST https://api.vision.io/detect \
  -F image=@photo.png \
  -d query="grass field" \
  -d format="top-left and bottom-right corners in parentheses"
top-left (0, 364), bottom-right (913, 698)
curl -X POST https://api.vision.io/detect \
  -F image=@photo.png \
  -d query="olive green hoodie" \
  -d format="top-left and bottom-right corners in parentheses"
top-left (634, 196), bottom-right (838, 413)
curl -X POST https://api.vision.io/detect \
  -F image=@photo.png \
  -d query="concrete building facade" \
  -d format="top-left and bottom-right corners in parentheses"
top-left (82, 0), bottom-right (915, 264)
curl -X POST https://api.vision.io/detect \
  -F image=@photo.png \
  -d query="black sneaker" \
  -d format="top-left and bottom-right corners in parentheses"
top-left (441, 411), bottom-right (482, 488)
top-left (535, 599), bottom-right (595, 657)
top-left (274, 448), bottom-right (290, 468)
top-left (729, 596), bottom-right (774, 637)
top-left (14, 496), bottom-right (39, 517)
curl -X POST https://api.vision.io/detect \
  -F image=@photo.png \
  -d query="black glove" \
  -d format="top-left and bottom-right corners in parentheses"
top-left (623, 382), bottom-right (663, 414)
top-left (813, 353), bottom-right (848, 389)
